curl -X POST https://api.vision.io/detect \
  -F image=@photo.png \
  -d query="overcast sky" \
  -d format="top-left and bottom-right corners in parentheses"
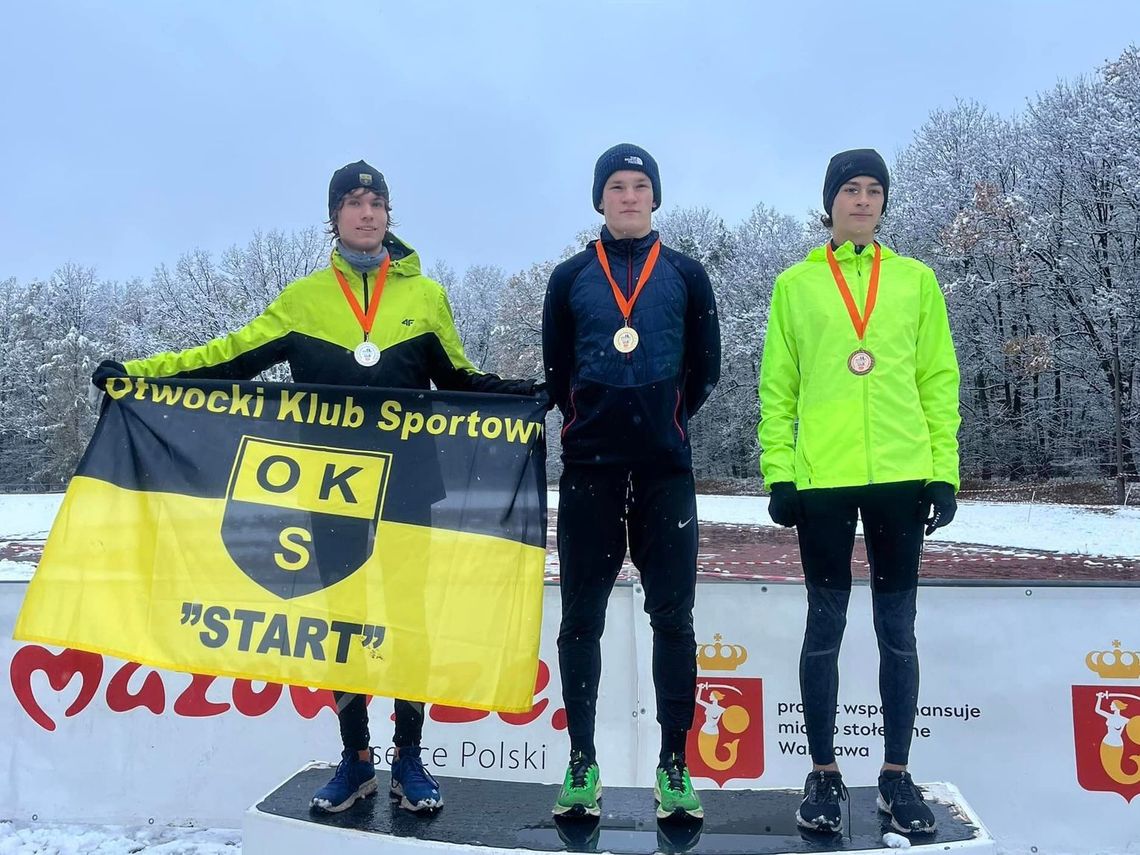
top-left (0, 0), bottom-right (1134, 284)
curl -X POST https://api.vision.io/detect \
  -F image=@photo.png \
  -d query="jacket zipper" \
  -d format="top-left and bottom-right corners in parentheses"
top-left (857, 255), bottom-right (874, 484)
top-left (801, 420), bottom-right (814, 486)
top-left (625, 244), bottom-right (634, 363)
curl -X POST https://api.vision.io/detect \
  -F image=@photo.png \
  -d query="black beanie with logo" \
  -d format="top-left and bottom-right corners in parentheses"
top-left (822, 148), bottom-right (889, 216)
top-left (592, 144), bottom-right (661, 213)
top-left (329, 160), bottom-right (389, 220)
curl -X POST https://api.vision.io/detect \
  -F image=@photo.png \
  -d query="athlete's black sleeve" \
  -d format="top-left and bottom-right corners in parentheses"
top-left (674, 252), bottom-right (721, 416)
top-left (542, 251), bottom-right (591, 414)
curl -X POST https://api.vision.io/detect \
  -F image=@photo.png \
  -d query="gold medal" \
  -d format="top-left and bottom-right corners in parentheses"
top-left (595, 238), bottom-right (661, 357)
top-left (848, 348), bottom-right (874, 375)
top-left (613, 326), bottom-right (640, 353)
top-left (354, 341), bottom-right (381, 366)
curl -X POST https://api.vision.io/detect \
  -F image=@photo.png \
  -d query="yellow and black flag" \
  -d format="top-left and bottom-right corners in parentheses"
top-left (15, 377), bottom-right (548, 712)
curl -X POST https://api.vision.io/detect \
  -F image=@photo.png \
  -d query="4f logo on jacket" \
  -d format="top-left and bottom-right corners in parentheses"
top-left (221, 437), bottom-right (392, 599)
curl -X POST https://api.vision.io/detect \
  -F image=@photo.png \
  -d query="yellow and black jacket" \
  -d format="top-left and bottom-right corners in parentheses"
top-left (127, 236), bottom-right (535, 396)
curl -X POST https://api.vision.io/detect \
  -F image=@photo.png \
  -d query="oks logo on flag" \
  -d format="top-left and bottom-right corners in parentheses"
top-left (686, 634), bottom-right (764, 787)
top-left (221, 437), bottom-right (392, 599)
top-left (1072, 640), bottom-right (1140, 802)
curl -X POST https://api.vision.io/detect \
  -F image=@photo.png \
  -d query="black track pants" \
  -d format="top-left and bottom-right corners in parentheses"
top-left (795, 481), bottom-right (924, 766)
top-left (556, 464), bottom-right (699, 760)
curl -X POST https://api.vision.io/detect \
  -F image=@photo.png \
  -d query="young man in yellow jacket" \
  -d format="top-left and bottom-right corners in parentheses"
top-left (93, 161), bottom-right (540, 816)
top-left (758, 149), bottom-right (960, 835)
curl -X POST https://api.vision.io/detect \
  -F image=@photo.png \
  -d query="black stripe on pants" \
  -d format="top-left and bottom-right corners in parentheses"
top-left (795, 480), bottom-right (924, 767)
top-left (556, 464), bottom-right (698, 760)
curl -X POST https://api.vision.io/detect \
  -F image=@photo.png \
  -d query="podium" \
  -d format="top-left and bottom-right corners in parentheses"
top-left (243, 763), bottom-right (996, 854)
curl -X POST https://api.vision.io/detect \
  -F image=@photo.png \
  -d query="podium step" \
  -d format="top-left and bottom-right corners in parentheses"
top-left (243, 763), bottom-right (995, 854)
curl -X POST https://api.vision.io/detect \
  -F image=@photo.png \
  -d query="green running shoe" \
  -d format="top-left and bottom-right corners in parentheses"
top-left (654, 754), bottom-right (704, 820)
top-left (552, 751), bottom-right (601, 817)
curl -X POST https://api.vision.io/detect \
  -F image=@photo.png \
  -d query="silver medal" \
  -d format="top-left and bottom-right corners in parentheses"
top-left (354, 341), bottom-right (381, 367)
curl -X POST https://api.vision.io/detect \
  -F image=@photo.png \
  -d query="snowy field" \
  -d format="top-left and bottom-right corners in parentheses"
top-left (3, 492), bottom-right (1139, 852)
top-left (3, 492), bottom-right (1140, 584)
top-left (692, 493), bottom-right (1140, 558)
top-left (0, 823), bottom-right (240, 855)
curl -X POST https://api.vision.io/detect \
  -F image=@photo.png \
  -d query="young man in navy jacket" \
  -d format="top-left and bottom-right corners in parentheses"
top-left (542, 143), bottom-right (721, 820)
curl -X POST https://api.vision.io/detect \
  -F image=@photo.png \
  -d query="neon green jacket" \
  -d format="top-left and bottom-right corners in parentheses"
top-left (758, 241), bottom-right (961, 491)
top-left (126, 237), bottom-right (532, 395)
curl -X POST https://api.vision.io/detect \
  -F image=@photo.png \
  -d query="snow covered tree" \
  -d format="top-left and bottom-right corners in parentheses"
top-left (448, 264), bottom-right (507, 370)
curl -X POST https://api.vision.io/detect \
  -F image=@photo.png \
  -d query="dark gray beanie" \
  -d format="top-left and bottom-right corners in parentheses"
top-left (823, 149), bottom-right (889, 216)
top-left (592, 144), bottom-right (661, 213)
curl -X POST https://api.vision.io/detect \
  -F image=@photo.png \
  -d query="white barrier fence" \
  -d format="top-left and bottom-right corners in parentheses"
top-left (2, 579), bottom-right (1138, 855)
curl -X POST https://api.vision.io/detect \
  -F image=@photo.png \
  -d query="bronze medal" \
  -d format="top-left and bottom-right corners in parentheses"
top-left (826, 243), bottom-right (881, 379)
top-left (848, 348), bottom-right (875, 375)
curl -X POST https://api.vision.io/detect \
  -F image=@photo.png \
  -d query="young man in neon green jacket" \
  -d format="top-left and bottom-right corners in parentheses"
top-left (93, 161), bottom-right (541, 816)
top-left (758, 149), bottom-right (960, 836)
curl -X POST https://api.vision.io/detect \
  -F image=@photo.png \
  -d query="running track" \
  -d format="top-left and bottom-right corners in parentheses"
top-left (3, 518), bottom-right (1138, 584)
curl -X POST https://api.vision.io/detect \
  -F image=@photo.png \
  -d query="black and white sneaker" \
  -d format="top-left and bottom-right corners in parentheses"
top-left (795, 770), bottom-right (847, 832)
top-left (877, 770), bottom-right (936, 833)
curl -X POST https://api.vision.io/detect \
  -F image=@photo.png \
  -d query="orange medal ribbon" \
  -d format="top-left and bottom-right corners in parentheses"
top-left (594, 238), bottom-right (662, 326)
top-left (825, 242), bottom-right (880, 340)
top-left (333, 253), bottom-right (391, 340)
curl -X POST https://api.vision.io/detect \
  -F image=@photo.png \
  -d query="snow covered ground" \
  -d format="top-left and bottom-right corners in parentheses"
top-left (0, 493), bottom-right (62, 542)
top-left (694, 493), bottom-right (1140, 557)
top-left (3, 491), bottom-right (1138, 852)
top-left (0, 822), bottom-right (239, 854)
top-left (3, 492), bottom-right (1139, 584)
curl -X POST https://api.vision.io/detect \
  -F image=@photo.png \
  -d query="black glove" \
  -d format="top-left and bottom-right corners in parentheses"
top-left (920, 481), bottom-right (957, 535)
top-left (767, 482), bottom-right (800, 527)
top-left (532, 381), bottom-right (554, 412)
top-left (91, 359), bottom-right (127, 390)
